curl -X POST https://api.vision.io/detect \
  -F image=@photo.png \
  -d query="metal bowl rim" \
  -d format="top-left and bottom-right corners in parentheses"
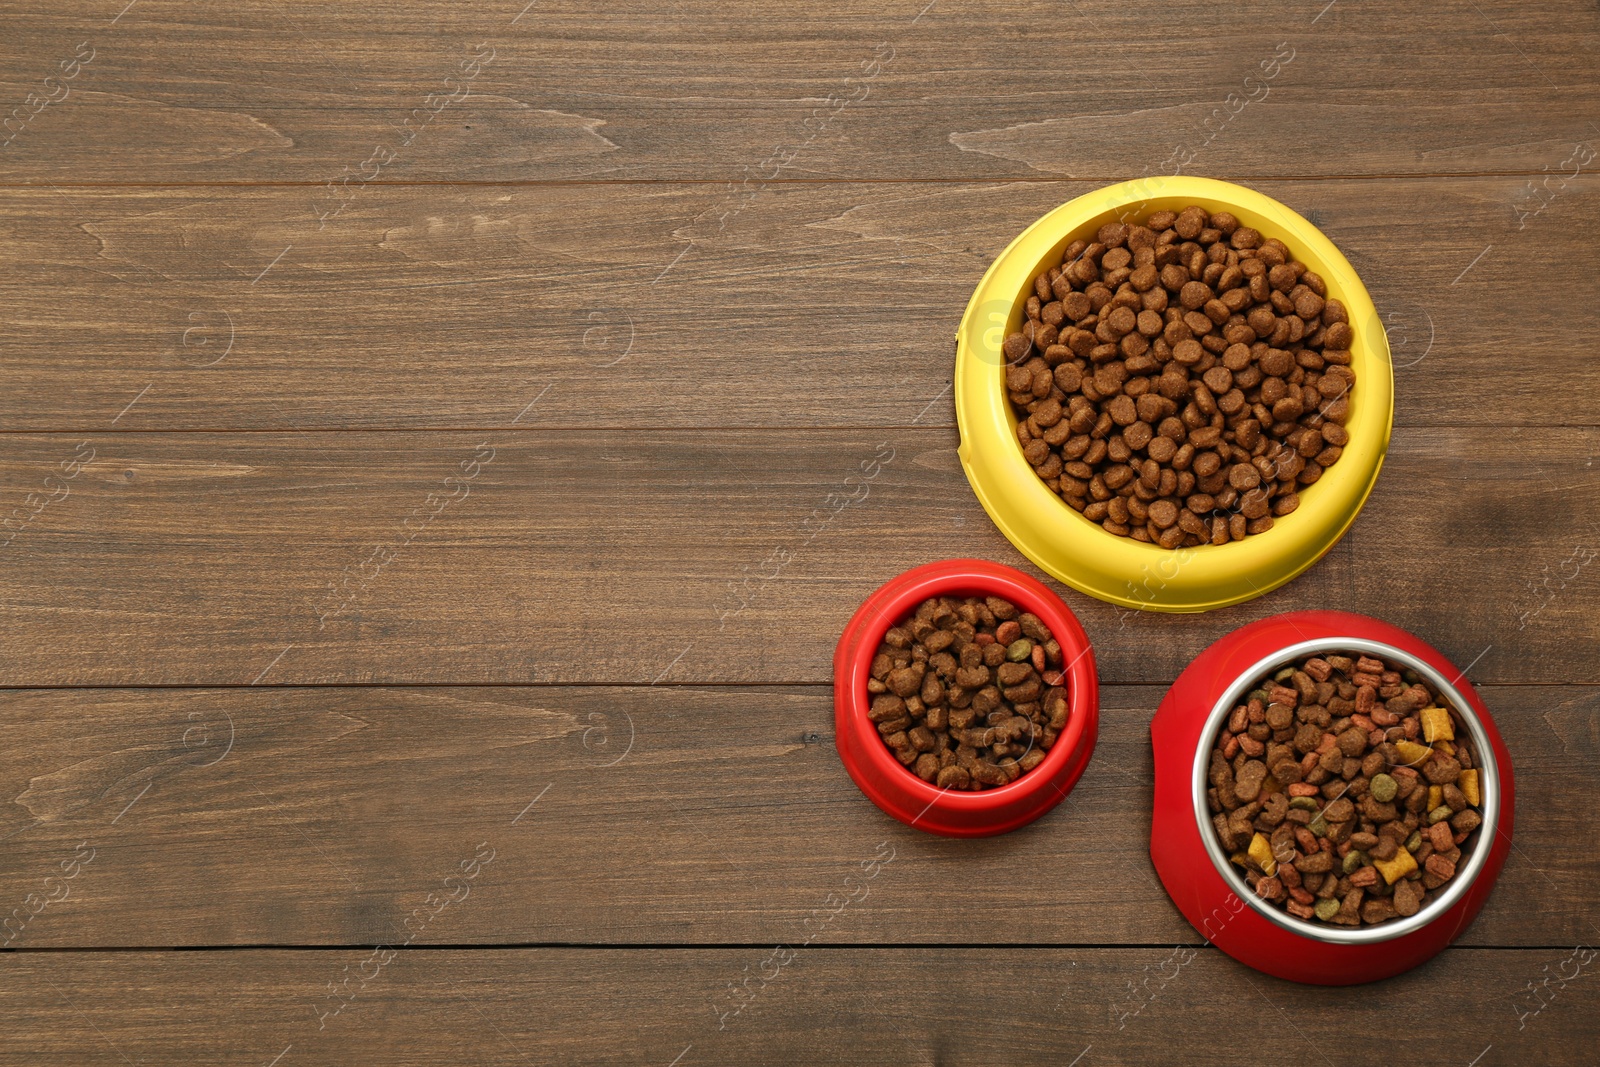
top-left (1191, 636), bottom-right (1500, 944)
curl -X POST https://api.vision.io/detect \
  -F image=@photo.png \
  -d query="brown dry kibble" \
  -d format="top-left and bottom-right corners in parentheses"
top-left (1391, 877), bottom-right (1422, 917)
top-left (1005, 207), bottom-right (1358, 546)
top-left (869, 594), bottom-right (1065, 791)
top-left (1209, 650), bottom-right (1484, 928)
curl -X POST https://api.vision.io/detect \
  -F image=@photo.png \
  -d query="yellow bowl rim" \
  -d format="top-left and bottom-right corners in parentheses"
top-left (954, 177), bottom-right (1394, 613)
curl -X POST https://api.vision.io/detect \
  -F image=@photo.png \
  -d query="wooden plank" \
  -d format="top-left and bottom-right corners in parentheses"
top-left (0, 427), bottom-right (1594, 686)
top-left (0, 2), bottom-right (1591, 1061)
top-left (0, 684), bottom-right (1588, 949)
top-left (1, 947), bottom-right (1595, 1065)
top-left (0, 178), bottom-right (1594, 431)
top-left (0, 1), bottom-right (1595, 183)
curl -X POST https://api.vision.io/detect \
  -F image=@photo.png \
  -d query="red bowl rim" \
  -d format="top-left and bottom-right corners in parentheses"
top-left (1150, 609), bottom-right (1515, 983)
top-left (834, 559), bottom-right (1098, 817)
top-left (1189, 634), bottom-right (1504, 944)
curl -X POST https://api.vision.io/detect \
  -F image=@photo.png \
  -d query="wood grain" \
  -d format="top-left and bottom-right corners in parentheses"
top-left (0, 178), bottom-right (1595, 432)
top-left (0, 0), bottom-right (1595, 183)
top-left (2, 1), bottom-right (1597, 1059)
top-left (0, 427), bottom-right (1594, 687)
top-left (0, 684), bottom-right (1590, 949)
top-left (2, 947), bottom-right (1594, 1066)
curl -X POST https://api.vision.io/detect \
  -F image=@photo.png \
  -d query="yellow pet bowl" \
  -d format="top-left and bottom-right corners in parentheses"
top-left (955, 177), bottom-right (1393, 613)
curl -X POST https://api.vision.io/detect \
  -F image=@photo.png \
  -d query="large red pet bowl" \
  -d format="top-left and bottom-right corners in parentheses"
top-left (1151, 611), bottom-right (1514, 984)
top-left (834, 559), bottom-right (1099, 837)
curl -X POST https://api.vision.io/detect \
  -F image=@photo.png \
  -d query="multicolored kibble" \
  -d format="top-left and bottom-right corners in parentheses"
top-left (1207, 651), bottom-right (1483, 927)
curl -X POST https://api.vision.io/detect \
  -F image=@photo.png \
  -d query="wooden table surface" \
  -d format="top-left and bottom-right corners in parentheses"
top-left (2, 0), bottom-right (1597, 1063)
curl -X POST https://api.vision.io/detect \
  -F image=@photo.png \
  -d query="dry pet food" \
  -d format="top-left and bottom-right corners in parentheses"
top-left (868, 595), bottom-right (1069, 789)
top-left (1207, 651), bottom-right (1484, 927)
top-left (1005, 206), bottom-right (1357, 546)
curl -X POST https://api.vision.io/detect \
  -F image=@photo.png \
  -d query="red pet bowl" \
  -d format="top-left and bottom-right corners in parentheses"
top-left (834, 559), bottom-right (1099, 837)
top-left (1151, 610), bottom-right (1514, 984)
